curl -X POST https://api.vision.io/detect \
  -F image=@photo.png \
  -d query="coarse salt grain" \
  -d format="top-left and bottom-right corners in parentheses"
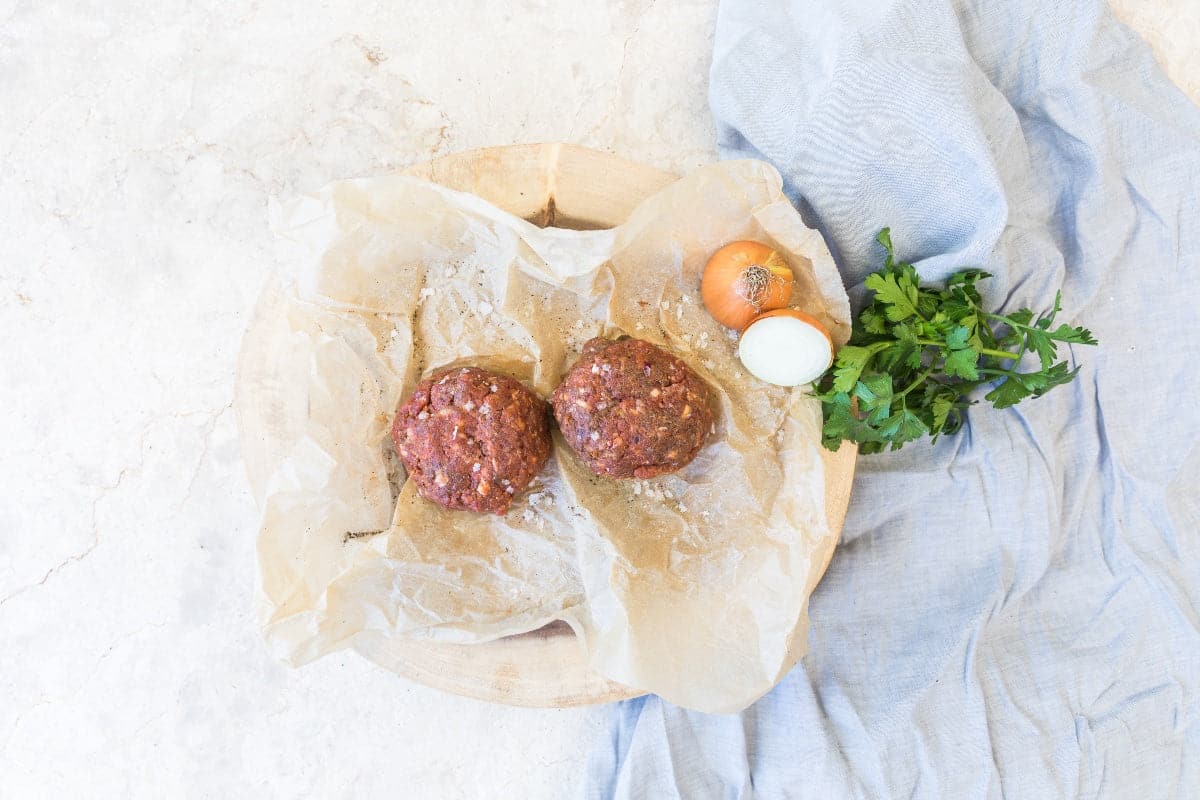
top-left (590, 431), bottom-right (600, 441)
top-left (471, 462), bottom-right (481, 472)
top-left (725, 329), bottom-right (739, 342)
top-left (591, 364), bottom-right (600, 374)
top-left (463, 400), bottom-right (476, 411)
top-left (490, 384), bottom-right (498, 392)
top-left (417, 411), bottom-right (429, 420)
top-left (479, 403), bottom-right (491, 415)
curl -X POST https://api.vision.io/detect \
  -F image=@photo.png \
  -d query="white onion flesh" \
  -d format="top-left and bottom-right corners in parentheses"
top-left (738, 315), bottom-right (833, 387)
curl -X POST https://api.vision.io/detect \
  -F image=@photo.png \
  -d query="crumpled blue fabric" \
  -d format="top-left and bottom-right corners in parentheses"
top-left (583, 1), bottom-right (1200, 797)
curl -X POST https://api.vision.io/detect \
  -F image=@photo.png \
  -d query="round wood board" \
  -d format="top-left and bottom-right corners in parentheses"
top-left (371, 143), bottom-right (858, 707)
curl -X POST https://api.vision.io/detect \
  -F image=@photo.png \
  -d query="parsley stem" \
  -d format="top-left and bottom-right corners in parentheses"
top-left (979, 315), bottom-right (998, 343)
top-left (914, 338), bottom-right (1020, 361)
top-left (1010, 339), bottom-right (1028, 366)
top-left (895, 366), bottom-right (934, 398)
top-left (980, 312), bottom-right (1040, 334)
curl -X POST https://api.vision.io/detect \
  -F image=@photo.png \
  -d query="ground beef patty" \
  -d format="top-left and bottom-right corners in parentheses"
top-left (552, 337), bottom-right (715, 479)
top-left (392, 367), bottom-right (552, 514)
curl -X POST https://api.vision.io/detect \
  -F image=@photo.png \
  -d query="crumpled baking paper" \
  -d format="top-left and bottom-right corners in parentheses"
top-left (236, 159), bottom-right (851, 712)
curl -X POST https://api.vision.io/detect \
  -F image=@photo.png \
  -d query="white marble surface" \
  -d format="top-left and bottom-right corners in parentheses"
top-left (1, 1), bottom-right (1196, 797)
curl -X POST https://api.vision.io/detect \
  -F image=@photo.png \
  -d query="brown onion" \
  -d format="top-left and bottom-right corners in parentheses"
top-left (700, 241), bottom-right (795, 330)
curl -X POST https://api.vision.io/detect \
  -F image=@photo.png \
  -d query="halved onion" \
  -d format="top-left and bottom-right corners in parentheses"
top-left (738, 309), bottom-right (834, 387)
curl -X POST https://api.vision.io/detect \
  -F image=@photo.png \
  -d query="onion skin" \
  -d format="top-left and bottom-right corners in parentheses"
top-left (701, 241), bottom-right (794, 330)
top-left (749, 308), bottom-right (833, 350)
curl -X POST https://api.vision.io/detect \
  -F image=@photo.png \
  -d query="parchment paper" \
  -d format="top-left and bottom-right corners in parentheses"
top-left (236, 159), bottom-right (852, 712)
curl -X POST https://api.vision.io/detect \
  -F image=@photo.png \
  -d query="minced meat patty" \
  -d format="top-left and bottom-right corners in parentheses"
top-left (392, 367), bottom-right (552, 514)
top-left (552, 337), bottom-right (715, 479)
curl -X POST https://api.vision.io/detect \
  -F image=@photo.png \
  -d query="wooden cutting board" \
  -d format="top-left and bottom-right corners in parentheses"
top-left (380, 143), bottom-right (856, 707)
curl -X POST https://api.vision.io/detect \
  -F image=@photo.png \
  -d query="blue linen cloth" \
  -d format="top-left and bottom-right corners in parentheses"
top-left (583, 0), bottom-right (1200, 796)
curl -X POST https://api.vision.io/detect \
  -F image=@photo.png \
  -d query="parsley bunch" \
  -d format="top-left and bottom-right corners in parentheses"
top-left (817, 229), bottom-right (1098, 454)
